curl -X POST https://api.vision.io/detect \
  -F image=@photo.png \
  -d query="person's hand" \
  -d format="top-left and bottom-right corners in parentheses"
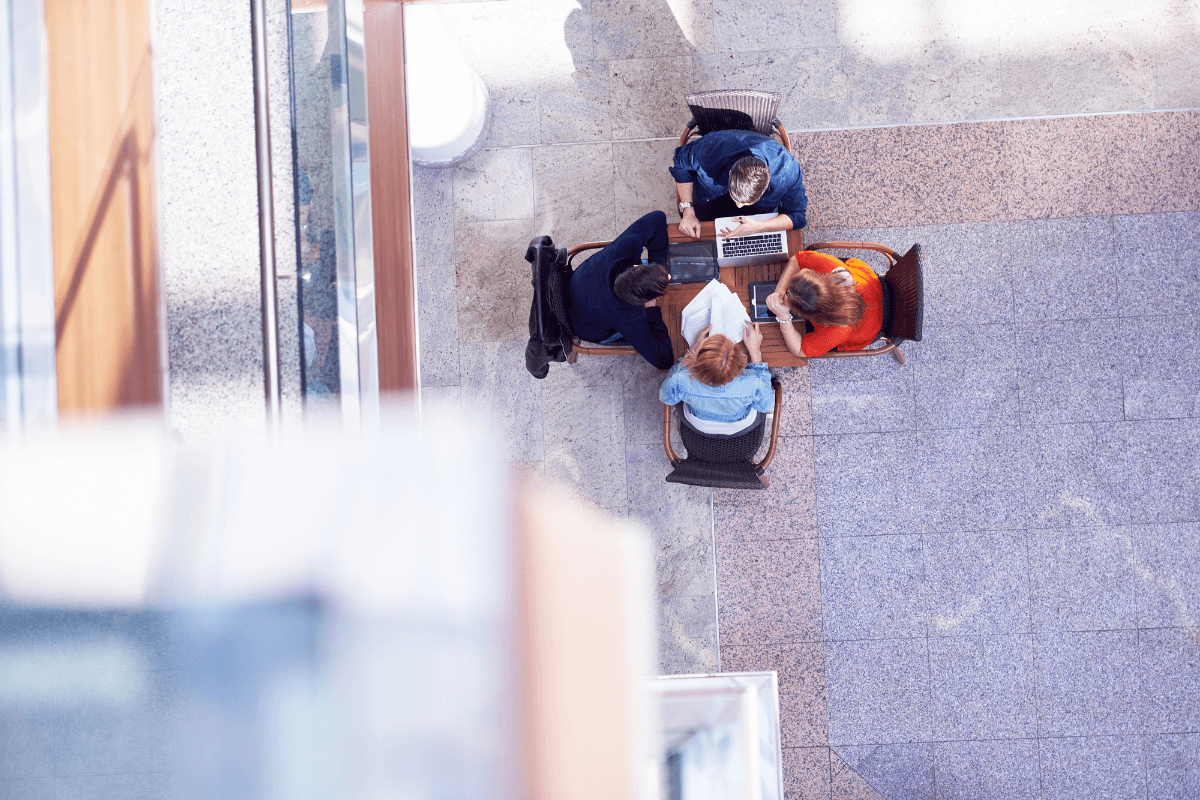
top-left (718, 216), bottom-right (766, 238)
top-left (686, 324), bottom-right (712, 355)
top-left (765, 292), bottom-right (791, 320)
top-left (743, 321), bottom-right (763, 361)
top-left (678, 208), bottom-right (702, 238)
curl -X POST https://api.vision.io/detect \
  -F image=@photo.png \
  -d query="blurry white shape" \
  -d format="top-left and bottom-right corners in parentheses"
top-left (164, 406), bottom-right (506, 621)
top-left (666, 0), bottom-right (698, 49)
top-left (0, 641), bottom-right (145, 705)
top-left (405, 4), bottom-right (490, 166)
top-left (932, 594), bottom-right (981, 633)
top-left (0, 417), bottom-right (167, 606)
top-left (645, 672), bottom-right (783, 800)
top-left (838, 0), bottom-right (1185, 54)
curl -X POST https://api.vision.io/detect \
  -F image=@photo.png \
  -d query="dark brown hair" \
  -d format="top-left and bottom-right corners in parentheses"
top-left (728, 156), bottom-right (770, 205)
top-left (785, 268), bottom-right (866, 328)
top-left (683, 334), bottom-right (748, 386)
top-left (613, 261), bottom-right (669, 306)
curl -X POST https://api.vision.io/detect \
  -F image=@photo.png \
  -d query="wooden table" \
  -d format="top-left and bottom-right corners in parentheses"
top-left (660, 222), bottom-right (808, 367)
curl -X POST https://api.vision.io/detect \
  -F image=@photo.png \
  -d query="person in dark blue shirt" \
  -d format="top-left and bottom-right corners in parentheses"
top-left (567, 211), bottom-right (675, 370)
top-left (669, 129), bottom-right (807, 240)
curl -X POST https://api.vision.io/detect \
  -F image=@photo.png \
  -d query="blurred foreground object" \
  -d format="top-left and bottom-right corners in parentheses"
top-left (0, 410), bottom-right (655, 799)
top-left (645, 673), bottom-right (784, 800)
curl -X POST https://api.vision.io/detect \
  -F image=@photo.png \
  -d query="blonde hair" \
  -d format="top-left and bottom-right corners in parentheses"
top-left (683, 334), bottom-right (748, 386)
top-left (785, 268), bottom-right (865, 328)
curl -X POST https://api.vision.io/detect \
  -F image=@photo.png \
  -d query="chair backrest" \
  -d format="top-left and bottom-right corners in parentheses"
top-left (545, 249), bottom-right (575, 338)
top-left (666, 409), bottom-right (767, 489)
top-left (684, 90), bottom-right (781, 137)
top-left (880, 244), bottom-right (925, 343)
top-left (678, 410), bottom-right (766, 464)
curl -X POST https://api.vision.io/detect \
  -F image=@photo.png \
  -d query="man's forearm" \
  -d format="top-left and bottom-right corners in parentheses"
top-left (676, 182), bottom-right (694, 207)
top-left (757, 213), bottom-right (793, 232)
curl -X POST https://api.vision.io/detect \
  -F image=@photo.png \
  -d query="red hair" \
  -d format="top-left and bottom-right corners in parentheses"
top-left (785, 268), bottom-right (865, 328)
top-left (683, 334), bottom-right (748, 386)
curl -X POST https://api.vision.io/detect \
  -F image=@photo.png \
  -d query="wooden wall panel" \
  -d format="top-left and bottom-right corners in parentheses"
top-left (363, 0), bottom-right (418, 393)
top-left (46, 0), bottom-right (161, 412)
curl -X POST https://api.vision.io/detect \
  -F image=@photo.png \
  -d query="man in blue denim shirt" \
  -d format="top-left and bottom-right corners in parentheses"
top-left (670, 129), bottom-right (807, 240)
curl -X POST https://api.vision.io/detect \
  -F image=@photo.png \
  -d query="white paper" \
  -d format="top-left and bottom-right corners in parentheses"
top-left (679, 280), bottom-right (751, 346)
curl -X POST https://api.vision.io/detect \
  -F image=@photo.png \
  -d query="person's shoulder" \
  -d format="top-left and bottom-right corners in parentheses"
top-left (842, 257), bottom-right (878, 285)
top-left (795, 250), bottom-right (842, 273)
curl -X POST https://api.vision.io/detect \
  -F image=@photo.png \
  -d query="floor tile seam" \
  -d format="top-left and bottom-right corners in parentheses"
top-left (46, 771), bottom-right (181, 778)
top-left (475, 136), bottom-right (677, 152)
top-left (828, 732), bottom-right (1158, 748)
top-left (814, 413), bottom-right (1200, 443)
top-left (822, 626), bottom-right (1179, 644)
top-left (785, 106), bottom-right (1200, 135)
top-left (719, 637), bottom-right (827, 648)
top-left (487, 102), bottom-right (1199, 149)
top-left (709, 487), bottom-right (720, 672)
top-left (814, 529), bottom-right (1029, 539)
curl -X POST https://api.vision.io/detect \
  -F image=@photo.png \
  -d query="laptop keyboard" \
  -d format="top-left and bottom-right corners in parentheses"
top-left (720, 233), bottom-right (785, 258)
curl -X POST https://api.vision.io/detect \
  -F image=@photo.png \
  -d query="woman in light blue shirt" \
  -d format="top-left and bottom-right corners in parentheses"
top-left (659, 322), bottom-right (774, 434)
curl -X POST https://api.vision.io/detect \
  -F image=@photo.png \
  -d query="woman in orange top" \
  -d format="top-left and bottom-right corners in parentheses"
top-left (764, 250), bottom-right (884, 358)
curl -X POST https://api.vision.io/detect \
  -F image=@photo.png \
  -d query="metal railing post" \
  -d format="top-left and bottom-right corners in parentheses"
top-left (251, 0), bottom-right (281, 434)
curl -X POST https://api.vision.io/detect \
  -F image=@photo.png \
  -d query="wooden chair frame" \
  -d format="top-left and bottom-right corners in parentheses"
top-left (804, 241), bottom-right (907, 365)
top-left (563, 241), bottom-right (638, 360)
top-left (662, 378), bottom-right (784, 488)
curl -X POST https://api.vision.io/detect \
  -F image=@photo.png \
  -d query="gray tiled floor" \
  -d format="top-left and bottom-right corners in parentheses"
top-left (813, 214), bottom-right (1200, 793)
top-left (803, 207), bottom-right (1200, 800)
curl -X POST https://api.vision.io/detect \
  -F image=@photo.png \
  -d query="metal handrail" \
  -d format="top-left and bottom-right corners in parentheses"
top-left (251, 0), bottom-right (281, 434)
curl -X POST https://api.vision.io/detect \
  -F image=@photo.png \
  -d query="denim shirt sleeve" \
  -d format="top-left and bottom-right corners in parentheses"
top-left (658, 361), bottom-right (688, 405)
top-left (777, 177), bottom-right (808, 229)
top-left (669, 143), bottom-right (697, 184)
top-left (748, 363), bottom-right (775, 413)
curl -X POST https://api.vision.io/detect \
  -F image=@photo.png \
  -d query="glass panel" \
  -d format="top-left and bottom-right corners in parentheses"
top-left (0, 0), bottom-right (57, 433)
top-left (287, 0), bottom-right (377, 426)
top-left (645, 672), bottom-right (785, 800)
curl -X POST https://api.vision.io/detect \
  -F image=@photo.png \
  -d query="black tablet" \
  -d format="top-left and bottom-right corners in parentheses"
top-left (666, 240), bottom-right (719, 284)
top-left (749, 281), bottom-right (779, 322)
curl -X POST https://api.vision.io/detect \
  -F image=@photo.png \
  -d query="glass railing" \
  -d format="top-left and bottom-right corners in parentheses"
top-left (287, 0), bottom-right (378, 427)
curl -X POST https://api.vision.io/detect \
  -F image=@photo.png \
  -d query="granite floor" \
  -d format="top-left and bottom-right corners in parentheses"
top-left (414, 1), bottom-right (1200, 797)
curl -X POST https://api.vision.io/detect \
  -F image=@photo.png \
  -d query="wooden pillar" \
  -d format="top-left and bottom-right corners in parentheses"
top-left (45, 0), bottom-right (162, 412)
top-left (363, 0), bottom-right (418, 393)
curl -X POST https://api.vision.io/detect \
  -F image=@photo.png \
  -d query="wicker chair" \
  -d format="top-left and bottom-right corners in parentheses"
top-left (548, 240), bottom-right (639, 361)
top-left (678, 89), bottom-right (792, 150)
top-left (662, 378), bottom-right (784, 490)
top-left (804, 242), bottom-right (926, 364)
top-left (674, 89), bottom-right (795, 219)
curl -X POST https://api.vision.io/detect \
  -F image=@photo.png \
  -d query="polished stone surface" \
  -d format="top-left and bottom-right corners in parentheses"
top-left (722, 643), bottom-right (828, 748)
top-left (830, 750), bottom-right (886, 800)
top-left (411, 2), bottom-right (1200, 796)
top-left (833, 743), bottom-right (935, 800)
top-left (716, 538), bottom-right (822, 646)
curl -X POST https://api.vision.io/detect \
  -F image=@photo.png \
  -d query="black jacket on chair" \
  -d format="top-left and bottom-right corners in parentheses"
top-left (524, 236), bottom-right (573, 379)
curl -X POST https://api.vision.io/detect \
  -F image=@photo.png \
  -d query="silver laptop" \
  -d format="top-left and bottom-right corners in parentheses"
top-left (714, 213), bottom-right (789, 267)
